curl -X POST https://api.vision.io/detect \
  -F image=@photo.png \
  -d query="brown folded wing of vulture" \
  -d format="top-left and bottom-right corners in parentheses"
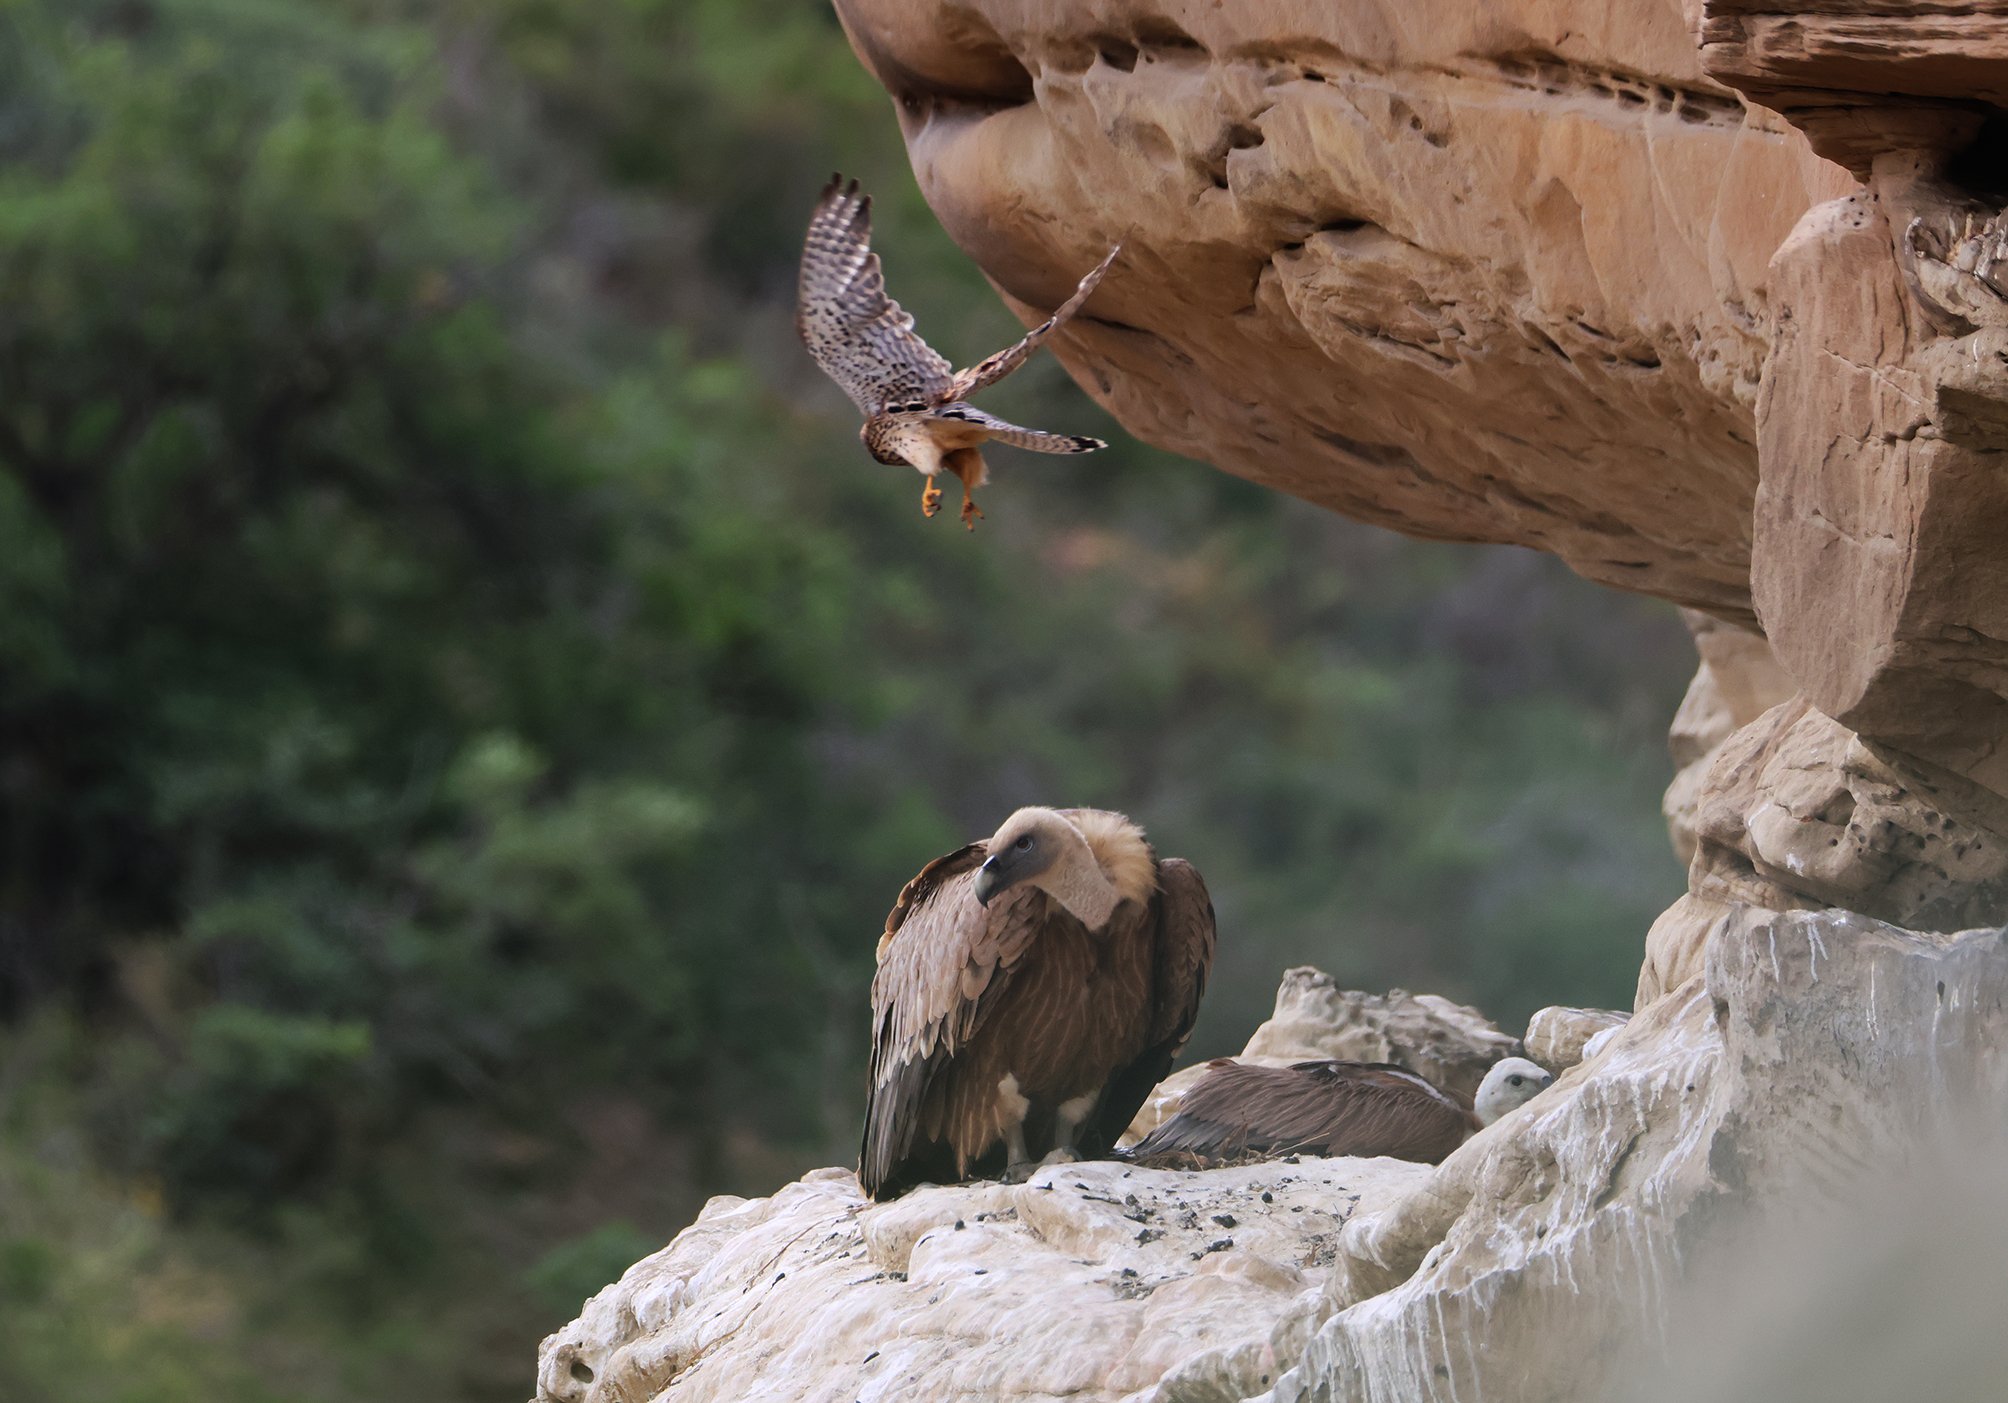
top-left (1127, 1059), bottom-right (1479, 1167)
top-left (859, 834), bottom-right (1214, 1201)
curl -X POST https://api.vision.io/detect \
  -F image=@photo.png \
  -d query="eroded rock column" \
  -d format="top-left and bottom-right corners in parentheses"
top-left (1642, 0), bottom-right (2008, 996)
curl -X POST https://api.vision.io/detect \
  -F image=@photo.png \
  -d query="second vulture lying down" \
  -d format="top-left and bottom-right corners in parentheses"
top-left (1125, 1055), bottom-right (1554, 1167)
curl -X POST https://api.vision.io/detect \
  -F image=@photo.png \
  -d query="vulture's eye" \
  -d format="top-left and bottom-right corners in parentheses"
top-left (1014, 835), bottom-right (1034, 852)
top-left (1507, 1075), bottom-right (1524, 1086)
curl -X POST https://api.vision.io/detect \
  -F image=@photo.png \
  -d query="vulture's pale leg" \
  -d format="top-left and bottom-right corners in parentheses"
top-left (1002, 1122), bottom-right (1033, 1179)
top-left (1052, 1091), bottom-right (1100, 1159)
top-left (998, 1073), bottom-right (1035, 1180)
top-left (919, 475), bottom-right (942, 518)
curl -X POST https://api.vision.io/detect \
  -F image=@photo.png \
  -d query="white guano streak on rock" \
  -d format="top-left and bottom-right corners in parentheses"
top-left (537, 1157), bottom-right (1423, 1403)
top-left (539, 917), bottom-right (2008, 1403)
top-left (535, 962), bottom-right (1528, 1403)
top-left (1261, 910), bottom-right (2008, 1403)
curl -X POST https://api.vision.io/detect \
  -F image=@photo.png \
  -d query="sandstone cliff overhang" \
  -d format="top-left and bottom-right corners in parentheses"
top-left (830, 0), bottom-right (2008, 826)
top-left (835, 0), bottom-right (1854, 620)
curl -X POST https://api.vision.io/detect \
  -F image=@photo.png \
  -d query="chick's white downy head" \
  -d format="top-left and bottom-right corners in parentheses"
top-left (1474, 1056), bottom-right (1555, 1125)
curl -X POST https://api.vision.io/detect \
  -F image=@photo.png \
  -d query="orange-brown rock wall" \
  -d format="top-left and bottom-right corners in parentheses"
top-left (836, 0), bottom-right (2008, 971)
top-left (835, 0), bottom-right (1854, 618)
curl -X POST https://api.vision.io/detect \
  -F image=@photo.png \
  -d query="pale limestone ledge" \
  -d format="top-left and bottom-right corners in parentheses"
top-left (535, 1157), bottom-right (1426, 1403)
top-left (538, 912), bottom-right (2008, 1403)
top-left (534, 962), bottom-right (1520, 1403)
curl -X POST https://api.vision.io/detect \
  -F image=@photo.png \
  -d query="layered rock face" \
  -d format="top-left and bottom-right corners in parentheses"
top-left (834, 0), bottom-right (1852, 618)
top-left (536, 1159), bottom-right (1387, 1403)
top-left (532, 5), bottom-right (2008, 1400)
top-left (830, 0), bottom-right (2008, 853)
top-left (827, 1), bottom-right (2003, 1396)
top-left (1275, 910), bottom-right (2008, 1403)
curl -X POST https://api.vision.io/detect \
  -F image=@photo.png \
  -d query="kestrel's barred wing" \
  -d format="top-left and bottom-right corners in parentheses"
top-left (797, 176), bottom-right (955, 415)
top-left (946, 242), bottom-right (1122, 402)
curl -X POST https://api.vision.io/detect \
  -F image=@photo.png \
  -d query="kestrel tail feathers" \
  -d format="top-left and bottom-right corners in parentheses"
top-left (931, 404), bottom-right (1104, 454)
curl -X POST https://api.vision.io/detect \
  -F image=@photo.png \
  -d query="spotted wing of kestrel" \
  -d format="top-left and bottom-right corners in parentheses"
top-left (796, 177), bottom-right (957, 415)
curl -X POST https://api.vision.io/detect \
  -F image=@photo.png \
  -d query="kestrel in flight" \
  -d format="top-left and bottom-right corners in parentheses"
top-left (797, 175), bottom-right (1120, 530)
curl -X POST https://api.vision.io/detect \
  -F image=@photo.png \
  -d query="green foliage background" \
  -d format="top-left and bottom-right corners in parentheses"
top-left (0, 1), bottom-right (1691, 1397)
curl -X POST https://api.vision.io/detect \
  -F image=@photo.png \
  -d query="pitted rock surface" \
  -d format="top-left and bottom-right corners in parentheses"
top-left (533, 1157), bottom-right (1423, 1403)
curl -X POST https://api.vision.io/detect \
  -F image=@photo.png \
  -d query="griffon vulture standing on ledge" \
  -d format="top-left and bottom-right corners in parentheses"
top-left (860, 807), bottom-right (1216, 1201)
top-left (1125, 1055), bottom-right (1554, 1168)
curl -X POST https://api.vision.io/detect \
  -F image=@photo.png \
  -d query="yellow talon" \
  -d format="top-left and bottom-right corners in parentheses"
top-left (921, 480), bottom-right (942, 517)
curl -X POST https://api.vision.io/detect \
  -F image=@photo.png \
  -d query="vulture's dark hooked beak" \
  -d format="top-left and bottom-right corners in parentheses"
top-left (973, 858), bottom-right (1003, 908)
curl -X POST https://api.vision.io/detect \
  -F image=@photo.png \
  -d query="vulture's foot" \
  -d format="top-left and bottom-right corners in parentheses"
top-left (920, 479), bottom-right (943, 518)
top-left (959, 490), bottom-right (983, 532)
top-left (1000, 1147), bottom-right (1076, 1184)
